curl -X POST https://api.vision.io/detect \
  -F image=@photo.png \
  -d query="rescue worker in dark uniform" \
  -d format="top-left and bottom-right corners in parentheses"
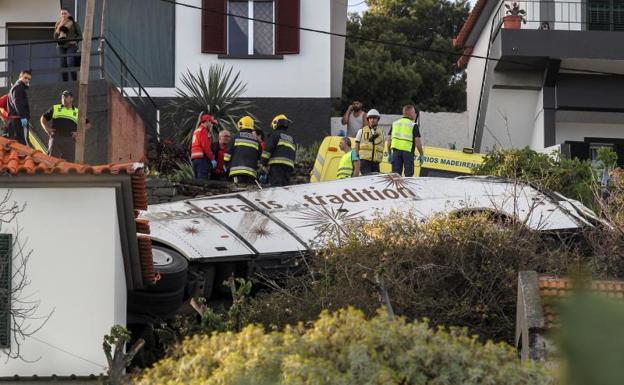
top-left (40, 90), bottom-right (87, 161)
top-left (261, 114), bottom-right (296, 187)
top-left (224, 116), bottom-right (261, 185)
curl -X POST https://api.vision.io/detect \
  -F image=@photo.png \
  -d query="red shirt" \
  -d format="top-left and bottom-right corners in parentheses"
top-left (215, 143), bottom-right (227, 175)
top-left (190, 126), bottom-right (214, 160)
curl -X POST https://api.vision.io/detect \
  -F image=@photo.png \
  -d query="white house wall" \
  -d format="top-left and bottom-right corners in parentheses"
top-left (1, 187), bottom-right (126, 377)
top-left (466, 4), bottom-right (499, 137)
top-left (330, 0), bottom-right (347, 98)
top-left (0, 0), bottom-right (59, 87)
top-left (172, 0), bottom-right (332, 98)
top-left (481, 88), bottom-right (539, 151)
top-left (556, 122), bottom-right (624, 144)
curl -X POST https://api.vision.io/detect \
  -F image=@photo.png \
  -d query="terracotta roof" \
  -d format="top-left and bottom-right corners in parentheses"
top-left (0, 137), bottom-right (155, 284)
top-left (539, 275), bottom-right (624, 329)
top-left (457, 47), bottom-right (474, 68)
top-left (453, 0), bottom-right (489, 67)
top-left (453, 0), bottom-right (488, 49)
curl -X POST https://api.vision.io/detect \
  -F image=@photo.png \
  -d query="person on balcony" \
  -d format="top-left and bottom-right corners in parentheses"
top-left (54, 8), bottom-right (82, 82)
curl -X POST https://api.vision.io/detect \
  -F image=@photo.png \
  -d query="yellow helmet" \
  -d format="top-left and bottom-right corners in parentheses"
top-left (271, 114), bottom-right (292, 130)
top-left (238, 116), bottom-right (254, 130)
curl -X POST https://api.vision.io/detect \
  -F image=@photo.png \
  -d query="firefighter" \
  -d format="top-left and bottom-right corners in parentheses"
top-left (190, 113), bottom-right (218, 179)
top-left (355, 108), bottom-right (384, 175)
top-left (337, 136), bottom-right (360, 179)
top-left (224, 116), bottom-right (261, 185)
top-left (40, 90), bottom-right (88, 161)
top-left (261, 114), bottom-right (297, 187)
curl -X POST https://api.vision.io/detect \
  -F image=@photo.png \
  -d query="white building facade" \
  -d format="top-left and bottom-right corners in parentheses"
top-left (455, 0), bottom-right (624, 163)
top-left (0, 0), bottom-right (348, 144)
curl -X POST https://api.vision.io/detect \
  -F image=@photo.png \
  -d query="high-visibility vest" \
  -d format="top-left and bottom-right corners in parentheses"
top-left (52, 104), bottom-right (79, 124)
top-left (358, 125), bottom-right (384, 163)
top-left (337, 150), bottom-right (355, 179)
top-left (391, 117), bottom-right (414, 152)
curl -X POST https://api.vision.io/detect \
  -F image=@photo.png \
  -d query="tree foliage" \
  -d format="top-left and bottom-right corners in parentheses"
top-left (474, 147), bottom-right (596, 205)
top-left (137, 308), bottom-right (554, 385)
top-left (339, 0), bottom-right (469, 114)
top-left (246, 213), bottom-right (587, 343)
top-left (164, 65), bottom-right (254, 143)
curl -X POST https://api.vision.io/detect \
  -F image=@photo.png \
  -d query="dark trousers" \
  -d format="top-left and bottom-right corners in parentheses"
top-left (48, 135), bottom-right (76, 161)
top-left (391, 149), bottom-right (415, 177)
top-left (192, 158), bottom-right (211, 179)
top-left (268, 164), bottom-right (292, 187)
top-left (58, 45), bottom-right (79, 82)
top-left (360, 160), bottom-right (380, 175)
top-left (8, 118), bottom-right (28, 146)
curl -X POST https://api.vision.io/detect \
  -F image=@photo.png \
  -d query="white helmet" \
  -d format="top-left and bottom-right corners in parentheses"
top-left (367, 109), bottom-right (381, 118)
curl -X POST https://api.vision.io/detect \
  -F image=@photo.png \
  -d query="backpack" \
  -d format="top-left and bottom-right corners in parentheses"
top-left (0, 94), bottom-right (8, 121)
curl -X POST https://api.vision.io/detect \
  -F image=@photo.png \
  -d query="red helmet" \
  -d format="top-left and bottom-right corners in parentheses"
top-left (200, 114), bottom-right (218, 124)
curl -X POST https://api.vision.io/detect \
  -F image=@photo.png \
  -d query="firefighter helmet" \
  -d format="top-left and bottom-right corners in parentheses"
top-left (237, 116), bottom-right (254, 130)
top-left (271, 114), bottom-right (292, 130)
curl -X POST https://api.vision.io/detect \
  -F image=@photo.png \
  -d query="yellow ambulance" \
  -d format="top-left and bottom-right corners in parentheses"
top-left (310, 136), bottom-right (484, 182)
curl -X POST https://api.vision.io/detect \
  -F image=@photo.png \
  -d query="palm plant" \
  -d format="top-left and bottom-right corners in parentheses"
top-left (166, 65), bottom-right (254, 143)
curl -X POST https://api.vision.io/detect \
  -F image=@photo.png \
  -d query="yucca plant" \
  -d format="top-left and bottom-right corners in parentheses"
top-left (166, 65), bottom-right (254, 143)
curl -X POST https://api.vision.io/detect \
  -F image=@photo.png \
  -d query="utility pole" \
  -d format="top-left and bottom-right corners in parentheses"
top-left (98, 0), bottom-right (107, 79)
top-left (76, 0), bottom-right (96, 164)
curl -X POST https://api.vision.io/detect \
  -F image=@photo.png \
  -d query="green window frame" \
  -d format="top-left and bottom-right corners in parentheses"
top-left (0, 234), bottom-right (12, 349)
top-left (588, 0), bottom-right (624, 31)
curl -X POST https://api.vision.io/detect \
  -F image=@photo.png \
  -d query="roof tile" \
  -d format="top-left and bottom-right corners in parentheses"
top-left (0, 137), bottom-right (155, 286)
top-left (538, 275), bottom-right (624, 329)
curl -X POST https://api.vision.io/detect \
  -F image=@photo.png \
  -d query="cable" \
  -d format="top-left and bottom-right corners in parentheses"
top-left (347, 0), bottom-right (367, 7)
top-left (31, 336), bottom-right (107, 370)
top-left (160, 0), bottom-right (624, 77)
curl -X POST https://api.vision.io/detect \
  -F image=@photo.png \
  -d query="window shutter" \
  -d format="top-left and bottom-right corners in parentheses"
top-left (0, 234), bottom-right (11, 349)
top-left (202, 0), bottom-right (227, 54)
top-left (276, 0), bottom-right (300, 54)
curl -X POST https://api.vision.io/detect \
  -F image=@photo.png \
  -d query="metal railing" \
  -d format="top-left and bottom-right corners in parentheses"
top-left (492, 0), bottom-right (624, 38)
top-left (0, 36), bottom-right (160, 140)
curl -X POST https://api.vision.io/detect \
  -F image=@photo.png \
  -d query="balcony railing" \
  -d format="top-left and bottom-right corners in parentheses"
top-left (0, 37), bottom-right (160, 140)
top-left (492, 0), bottom-right (624, 38)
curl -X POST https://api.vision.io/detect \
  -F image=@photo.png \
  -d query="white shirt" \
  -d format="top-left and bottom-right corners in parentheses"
top-left (346, 111), bottom-right (365, 137)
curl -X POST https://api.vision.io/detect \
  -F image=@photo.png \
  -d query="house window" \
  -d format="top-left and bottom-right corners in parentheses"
top-left (588, 0), bottom-right (624, 30)
top-left (0, 234), bottom-right (12, 349)
top-left (228, 0), bottom-right (275, 55)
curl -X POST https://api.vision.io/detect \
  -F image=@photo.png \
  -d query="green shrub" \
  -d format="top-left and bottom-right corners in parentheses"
top-left (137, 308), bottom-right (555, 385)
top-left (474, 147), bottom-right (595, 205)
top-left (246, 214), bottom-right (585, 343)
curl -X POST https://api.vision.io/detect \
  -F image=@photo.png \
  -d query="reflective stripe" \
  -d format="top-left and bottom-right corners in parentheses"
top-left (315, 153), bottom-right (325, 167)
top-left (51, 104), bottom-right (79, 124)
top-left (311, 168), bottom-right (321, 182)
top-left (230, 166), bottom-right (257, 177)
top-left (224, 153), bottom-right (232, 162)
top-left (262, 151), bottom-right (272, 159)
top-left (277, 140), bottom-right (296, 151)
top-left (268, 157), bottom-right (295, 167)
top-left (191, 151), bottom-right (205, 159)
top-left (235, 138), bottom-right (260, 150)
